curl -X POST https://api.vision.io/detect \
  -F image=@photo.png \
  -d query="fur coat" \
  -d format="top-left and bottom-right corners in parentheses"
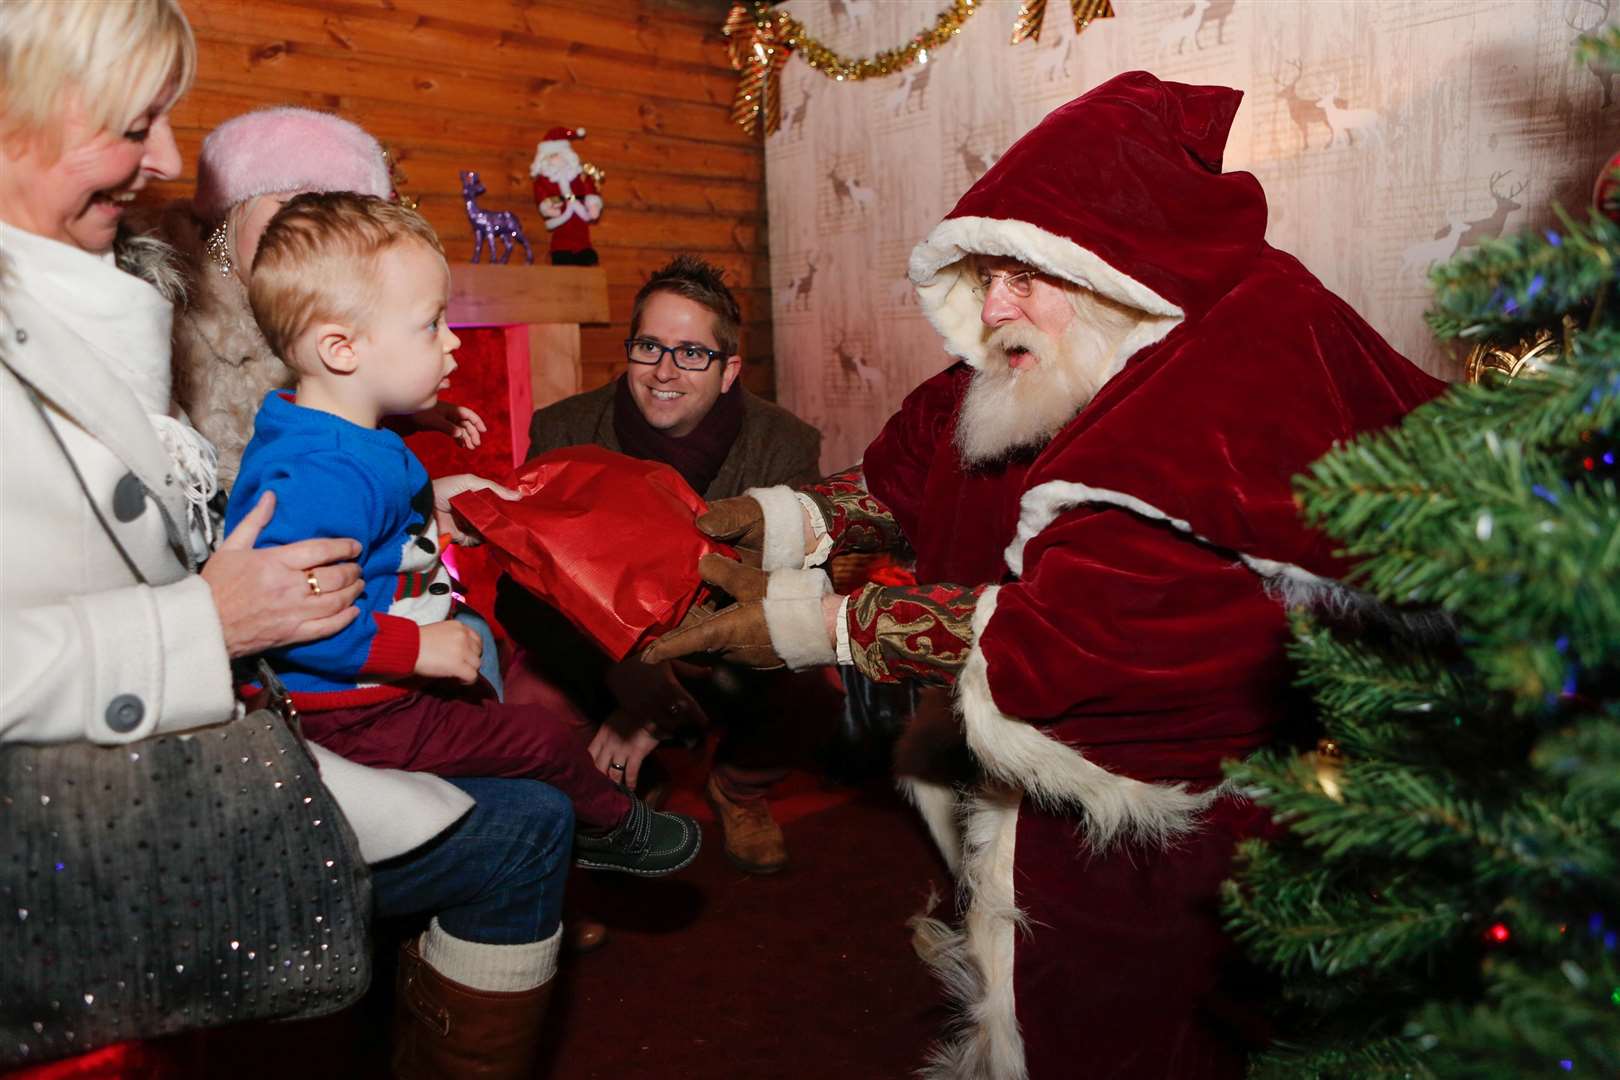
top-left (145, 203), bottom-right (293, 492)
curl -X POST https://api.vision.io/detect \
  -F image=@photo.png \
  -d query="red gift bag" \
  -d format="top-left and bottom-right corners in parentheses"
top-left (450, 445), bottom-right (730, 660)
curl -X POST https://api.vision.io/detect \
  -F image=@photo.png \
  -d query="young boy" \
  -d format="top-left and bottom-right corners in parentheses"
top-left (224, 192), bottom-right (698, 875)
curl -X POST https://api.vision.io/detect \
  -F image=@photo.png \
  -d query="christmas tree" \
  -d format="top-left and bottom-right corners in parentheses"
top-left (1221, 31), bottom-right (1620, 1079)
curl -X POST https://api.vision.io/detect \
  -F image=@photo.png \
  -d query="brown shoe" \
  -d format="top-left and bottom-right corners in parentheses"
top-left (567, 918), bottom-right (608, 954)
top-left (392, 936), bottom-right (553, 1080)
top-left (705, 775), bottom-right (787, 874)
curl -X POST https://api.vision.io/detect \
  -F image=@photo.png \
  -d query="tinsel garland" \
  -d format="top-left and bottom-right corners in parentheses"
top-left (1010, 0), bottom-right (1115, 45)
top-left (723, 0), bottom-right (1116, 135)
top-left (724, 0), bottom-right (979, 135)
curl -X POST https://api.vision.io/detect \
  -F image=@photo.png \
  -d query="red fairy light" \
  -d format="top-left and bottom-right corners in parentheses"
top-left (1486, 922), bottom-right (1511, 944)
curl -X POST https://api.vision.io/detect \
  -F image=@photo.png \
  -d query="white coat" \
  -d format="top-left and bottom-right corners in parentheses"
top-left (0, 220), bottom-right (471, 862)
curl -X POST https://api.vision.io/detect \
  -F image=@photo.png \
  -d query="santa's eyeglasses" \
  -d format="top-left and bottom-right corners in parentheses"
top-left (624, 338), bottom-right (727, 371)
top-left (970, 266), bottom-right (1039, 299)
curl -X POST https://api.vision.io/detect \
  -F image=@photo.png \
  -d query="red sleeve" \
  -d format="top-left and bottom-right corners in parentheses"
top-left (861, 363), bottom-right (969, 545)
top-left (980, 506), bottom-right (1292, 733)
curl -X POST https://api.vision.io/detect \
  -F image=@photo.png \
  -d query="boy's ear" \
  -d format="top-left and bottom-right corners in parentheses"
top-left (312, 322), bottom-right (360, 375)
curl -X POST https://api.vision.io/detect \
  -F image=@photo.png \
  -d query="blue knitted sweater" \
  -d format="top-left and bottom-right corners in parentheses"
top-left (224, 391), bottom-right (454, 709)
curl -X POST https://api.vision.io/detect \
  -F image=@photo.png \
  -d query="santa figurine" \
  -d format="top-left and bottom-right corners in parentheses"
top-left (530, 126), bottom-right (604, 266)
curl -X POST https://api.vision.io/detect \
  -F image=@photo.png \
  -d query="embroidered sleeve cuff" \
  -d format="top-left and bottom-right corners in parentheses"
top-left (845, 581), bottom-right (984, 686)
top-left (362, 614), bottom-right (421, 679)
top-left (802, 466), bottom-right (907, 558)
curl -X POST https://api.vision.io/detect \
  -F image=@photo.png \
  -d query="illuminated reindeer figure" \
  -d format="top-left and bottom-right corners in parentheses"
top-left (460, 170), bottom-right (533, 265)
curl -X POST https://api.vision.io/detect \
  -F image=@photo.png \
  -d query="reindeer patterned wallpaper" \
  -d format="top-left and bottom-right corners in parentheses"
top-left (766, 0), bottom-right (1620, 473)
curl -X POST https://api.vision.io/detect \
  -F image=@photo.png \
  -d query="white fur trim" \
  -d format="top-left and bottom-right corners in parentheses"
top-left (913, 787), bottom-right (1026, 1080)
top-left (896, 777), bottom-right (962, 876)
top-left (908, 216), bottom-right (1183, 370)
top-left (749, 483), bottom-right (810, 571)
top-left (1006, 480), bottom-right (1348, 605)
top-left (762, 567), bottom-right (835, 669)
top-left (958, 587), bottom-right (1220, 851)
top-left (420, 919), bottom-right (561, 992)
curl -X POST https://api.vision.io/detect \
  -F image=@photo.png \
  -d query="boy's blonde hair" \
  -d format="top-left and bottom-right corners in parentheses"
top-left (249, 192), bottom-right (445, 364)
top-left (0, 0), bottom-right (196, 147)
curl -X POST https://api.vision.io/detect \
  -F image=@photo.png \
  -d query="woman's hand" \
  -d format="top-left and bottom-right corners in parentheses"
top-left (588, 710), bottom-right (661, 790)
top-left (202, 491), bottom-right (363, 658)
top-left (432, 474), bottom-right (520, 545)
top-left (412, 402), bottom-right (487, 449)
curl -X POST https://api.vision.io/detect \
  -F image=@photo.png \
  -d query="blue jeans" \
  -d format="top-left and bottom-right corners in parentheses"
top-left (370, 777), bottom-right (572, 944)
top-left (453, 609), bottom-right (504, 699)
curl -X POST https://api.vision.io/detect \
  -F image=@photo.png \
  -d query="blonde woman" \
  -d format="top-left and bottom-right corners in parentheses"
top-left (0, 4), bottom-right (570, 1075)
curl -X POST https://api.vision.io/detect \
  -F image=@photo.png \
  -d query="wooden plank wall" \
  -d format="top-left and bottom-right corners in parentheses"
top-left (147, 0), bottom-right (773, 397)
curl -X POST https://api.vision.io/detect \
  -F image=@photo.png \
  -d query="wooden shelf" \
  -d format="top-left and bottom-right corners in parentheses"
top-left (447, 263), bottom-right (611, 327)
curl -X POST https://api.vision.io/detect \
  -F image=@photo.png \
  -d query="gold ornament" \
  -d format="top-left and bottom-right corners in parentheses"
top-left (1461, 315), bottom-right (1577, 384)
top-left (723, 0), bottom-right (981, 135)
top-left (1306, 737), bottom-right (1346, 803)
top-left (579, 161), bottom-right (607, 189)
top-left (1011, 0), bottom-right (1115, 45)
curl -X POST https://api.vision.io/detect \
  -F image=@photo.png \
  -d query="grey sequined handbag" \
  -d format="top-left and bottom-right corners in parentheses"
top-left (0, 665), bottom-right (373, 1068)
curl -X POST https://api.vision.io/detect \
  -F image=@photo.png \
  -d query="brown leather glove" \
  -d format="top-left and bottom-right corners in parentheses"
top-left (641, 554), bottom-right (783, 668)
top-left (696, 496), bottom-right (764, 568)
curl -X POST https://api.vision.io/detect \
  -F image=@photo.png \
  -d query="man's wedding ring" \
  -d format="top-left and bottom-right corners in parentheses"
top-left (608, 761), bottom-right (626, 772)
top-left (306, 572), bottom-right (322, 596)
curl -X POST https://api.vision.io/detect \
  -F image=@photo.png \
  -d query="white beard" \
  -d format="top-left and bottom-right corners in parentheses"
top-left (533, 148), bottom-right (582, 187)
top-left (953, 320), bottom-right (1108, 467)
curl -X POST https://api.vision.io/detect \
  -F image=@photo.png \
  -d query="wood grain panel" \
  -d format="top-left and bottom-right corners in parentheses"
top-left (143, 0), bottom-right (774, 401)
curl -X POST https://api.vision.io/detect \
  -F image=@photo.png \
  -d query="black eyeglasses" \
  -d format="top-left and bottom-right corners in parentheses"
top-left (624, 338), bottom-right (727, 372)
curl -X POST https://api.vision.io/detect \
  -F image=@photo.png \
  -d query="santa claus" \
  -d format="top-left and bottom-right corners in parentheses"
top-left (645, 72), bottom-right (1447, 1077)
top-left (530, 126), bottom-right (603, 265)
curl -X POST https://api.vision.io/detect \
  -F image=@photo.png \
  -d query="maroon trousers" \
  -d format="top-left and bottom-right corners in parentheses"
top-left (303, 688), bottom-right (631, 831)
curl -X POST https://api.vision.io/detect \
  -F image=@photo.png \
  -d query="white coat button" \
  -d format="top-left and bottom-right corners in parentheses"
top-left (106, 694), bottom-right (144, 733)
top-left (13, 328), bottom-right (26, 344)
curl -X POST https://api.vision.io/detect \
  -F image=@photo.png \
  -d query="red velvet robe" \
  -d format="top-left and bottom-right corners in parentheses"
top-left (861, 71), bottom-right (1446, 1079)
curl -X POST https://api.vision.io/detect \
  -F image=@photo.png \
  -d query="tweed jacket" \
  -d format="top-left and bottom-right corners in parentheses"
top-left (525, 378), bottom-right (823, 499)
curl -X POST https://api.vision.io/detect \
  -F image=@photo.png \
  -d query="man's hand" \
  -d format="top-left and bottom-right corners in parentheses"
top-left (202, 491), bottom-right (364, 658)
top-left (416, 620), bottom-right (483, 684)
top-left (588, 710), bottom-right (661, 789)
top-left (432, 474), bottom-right (520, 546)
top-left (412, 402), bottom-right (487, 449)
top-left (641, 554), bottom-right (783, 668)
top-left (605, 657), bottom-right (707, 736)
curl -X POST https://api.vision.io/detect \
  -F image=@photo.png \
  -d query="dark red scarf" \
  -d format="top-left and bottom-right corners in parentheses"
top-left (612, 374), bottom-right (743, 496)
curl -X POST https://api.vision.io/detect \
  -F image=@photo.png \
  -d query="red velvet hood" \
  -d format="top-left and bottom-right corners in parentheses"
top-left (908, 71), bottom-right (1446, 583)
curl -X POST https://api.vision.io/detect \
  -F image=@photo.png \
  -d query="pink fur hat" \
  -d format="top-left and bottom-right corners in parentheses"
top-left (194, 107), bottom-right (392, 221)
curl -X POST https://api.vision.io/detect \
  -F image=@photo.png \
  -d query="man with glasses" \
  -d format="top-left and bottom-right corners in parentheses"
top-left (644, 73), bottom-right (1444, 1077)
top-left (498, 254), bottom-right (822, 882)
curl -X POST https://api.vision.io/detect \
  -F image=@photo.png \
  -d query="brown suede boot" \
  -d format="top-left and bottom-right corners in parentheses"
top-left (392, 936), bottom-right (553, 1080)
top-left (705, 774), bottom-right (788, 874)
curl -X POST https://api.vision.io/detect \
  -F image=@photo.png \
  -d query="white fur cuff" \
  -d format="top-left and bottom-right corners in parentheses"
top-left (762, 567), bottom-right (836, 669)
top-left (748, 484), bottom-right (809, 571)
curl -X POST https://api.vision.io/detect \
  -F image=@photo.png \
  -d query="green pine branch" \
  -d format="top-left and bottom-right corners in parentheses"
top-left (1425, 206), bottom-right (1620, 343)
